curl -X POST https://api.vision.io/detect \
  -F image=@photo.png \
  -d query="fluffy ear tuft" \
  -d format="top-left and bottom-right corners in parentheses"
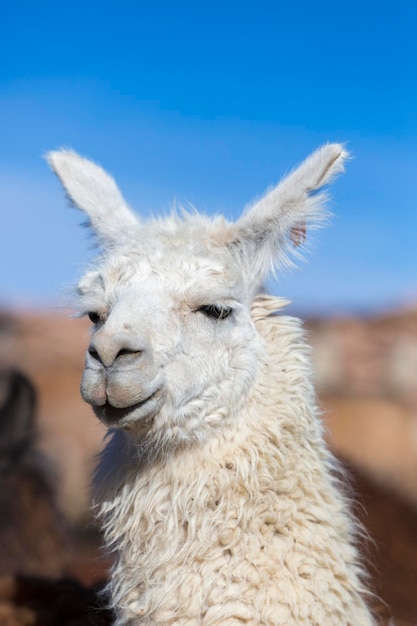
top-left (232, 143), bottom-right (348, 281)
top-left (47, 150), bottom-right (140, 248)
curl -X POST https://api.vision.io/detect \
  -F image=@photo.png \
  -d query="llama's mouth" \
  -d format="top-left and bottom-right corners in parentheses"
top-left (93, 388), bottom-right (164, 427)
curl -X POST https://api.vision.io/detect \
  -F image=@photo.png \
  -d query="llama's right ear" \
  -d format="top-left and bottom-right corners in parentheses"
top-left (47, 150), bottom-right (140, 248)
top-left (231, 143), bottom-right (348, 282)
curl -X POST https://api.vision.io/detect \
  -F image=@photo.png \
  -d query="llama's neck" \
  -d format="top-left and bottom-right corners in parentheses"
top-left (95, 296), bottom-right (373, 625)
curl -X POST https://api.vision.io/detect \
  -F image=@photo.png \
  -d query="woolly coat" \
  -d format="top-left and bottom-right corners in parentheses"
top-left (95, 296), bottom-right (375, 625)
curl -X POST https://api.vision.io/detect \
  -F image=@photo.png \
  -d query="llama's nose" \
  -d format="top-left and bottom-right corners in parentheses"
top-left (87, 333), bottom-right (146, 369)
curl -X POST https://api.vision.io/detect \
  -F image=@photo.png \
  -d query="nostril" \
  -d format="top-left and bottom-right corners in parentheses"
top-left (88, 346), bottom-right (100, 361)
top-left (115, 348), bottom-right (143, 361)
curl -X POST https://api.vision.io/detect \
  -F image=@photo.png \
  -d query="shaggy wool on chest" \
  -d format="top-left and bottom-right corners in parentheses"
top-left (96, 296), bottom-right (375, 626)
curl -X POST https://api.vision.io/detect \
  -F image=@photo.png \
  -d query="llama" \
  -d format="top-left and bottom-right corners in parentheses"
top-left (0, 370), bottom-right (69, 577)
top-left (48, 144), bottom-right (376, 625)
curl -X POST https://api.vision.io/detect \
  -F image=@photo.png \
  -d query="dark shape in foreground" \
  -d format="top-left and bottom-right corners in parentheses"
top-left (0, 370), bottom-right (69, 577)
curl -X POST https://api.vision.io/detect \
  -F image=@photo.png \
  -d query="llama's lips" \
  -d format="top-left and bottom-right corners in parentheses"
top-left (93, 388), bottom-right (164, 427)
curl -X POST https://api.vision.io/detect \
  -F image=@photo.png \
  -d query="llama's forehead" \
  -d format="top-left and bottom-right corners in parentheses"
top-left (132, 212), bottom-right (239, 278)
top-left (78, 212), bottom-right (247, 309)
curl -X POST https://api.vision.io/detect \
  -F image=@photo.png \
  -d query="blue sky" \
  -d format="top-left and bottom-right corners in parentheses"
top-left (0, 0), bottom-right (415, 313)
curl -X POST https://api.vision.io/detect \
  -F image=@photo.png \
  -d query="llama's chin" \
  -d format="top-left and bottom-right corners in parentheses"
top-left (92, 388), bottom-right (164, 429)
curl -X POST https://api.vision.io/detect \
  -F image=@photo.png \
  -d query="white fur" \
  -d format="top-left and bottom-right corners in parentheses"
top-left (48, 145), bottom-right (375, 624)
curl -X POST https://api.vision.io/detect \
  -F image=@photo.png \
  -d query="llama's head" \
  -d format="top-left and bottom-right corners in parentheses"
top-left (48, 145), bottom-right (346, 450)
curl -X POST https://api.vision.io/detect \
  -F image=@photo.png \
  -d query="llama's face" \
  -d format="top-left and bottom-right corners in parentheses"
top-left (77, 222), bottom-right (263, 444)
top-left (48, 144), bottom-right (346, 446)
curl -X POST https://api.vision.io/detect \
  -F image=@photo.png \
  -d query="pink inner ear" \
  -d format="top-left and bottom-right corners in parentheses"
top-left (290, 222), bottom-right (307, 247)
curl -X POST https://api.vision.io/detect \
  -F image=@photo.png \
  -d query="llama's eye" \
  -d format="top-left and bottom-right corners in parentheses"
top-left (198, 305), bottom-right (233, 320)
top-left (88, 312), bottom-right (101, 324)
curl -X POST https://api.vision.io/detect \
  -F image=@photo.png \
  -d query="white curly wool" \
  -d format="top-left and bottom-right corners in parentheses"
top-left (48, 144), bottom-right (375, 625)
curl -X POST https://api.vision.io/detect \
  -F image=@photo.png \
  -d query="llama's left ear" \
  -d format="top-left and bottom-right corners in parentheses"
top-left (47, 150), bottom-right (140, 248)
top-left (232, 143), bottom-right (348, 280)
